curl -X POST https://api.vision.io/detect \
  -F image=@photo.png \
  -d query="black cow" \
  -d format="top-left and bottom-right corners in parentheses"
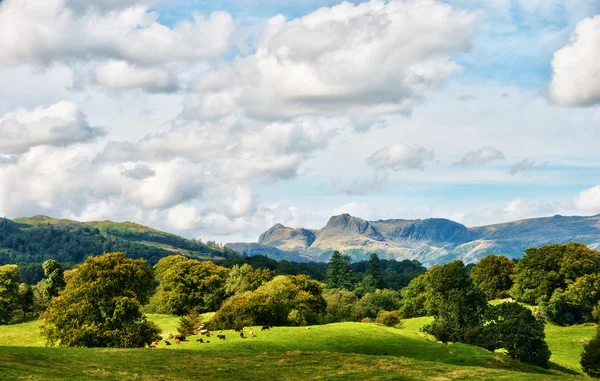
top-left (217, 334), bottom-right (226, 340)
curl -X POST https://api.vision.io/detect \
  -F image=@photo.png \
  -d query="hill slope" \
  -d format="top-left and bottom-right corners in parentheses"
top-left (0, 215), bottom-right (233, 271)
top-left (0, 315), bottom-right (590, 380)
top-left (228, 213), bottom-right (600, 265)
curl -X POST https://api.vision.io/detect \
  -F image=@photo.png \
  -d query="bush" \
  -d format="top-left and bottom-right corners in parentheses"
top-left (581, 327), bottom-right (600, 378)
top-left (376, 310), bottom-right (401, 327)
top-left (210, 275), bottom-right (325, 329)
top-left (361, 317), bottom-right (374, 323)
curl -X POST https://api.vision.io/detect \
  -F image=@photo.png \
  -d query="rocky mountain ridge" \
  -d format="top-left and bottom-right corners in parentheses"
top-left (227, 213), bottom-right (600, 265)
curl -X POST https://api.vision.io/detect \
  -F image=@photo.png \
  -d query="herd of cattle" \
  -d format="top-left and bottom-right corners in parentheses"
top-left (148, 324), bottom-right (273, 348)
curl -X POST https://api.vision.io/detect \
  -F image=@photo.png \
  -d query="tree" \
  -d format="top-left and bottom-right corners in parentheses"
top-left (0, 264), bottom-right (20, 324)
top-left (224, 264), bottom-right (273, 296)
top-left (511, 243), bottom-right (600, 304)
top-left (211, 275), bottom-right (325, 329)
top-left (399, 274), bottom-right (429, 318)
top-left (150, 255), bottom-right (229, 315)
top-left (469, 255), bottom-right (515, 300)
top-left (327, 251), bottom-right (354, 290)
top-left (422, 261), bottom-right (487, 344)
top-left (37, 259), bottom-right (66, 308)
top-left (581, 326), bottom-right (600, 378)
top-left (41, 252), bottom-right (160, 348)
top-left (366, 253), bottom-right (383, 289)
top-left (178, 310), bottom-right (203, 336)
top-left (482, 302), bottom-right (551, 368)
top-left (17, 283), bottom-right (34, 320)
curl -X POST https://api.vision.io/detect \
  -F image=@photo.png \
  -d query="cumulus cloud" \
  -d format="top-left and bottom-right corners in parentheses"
top-left (331, 173), bottom-right (388, 196)
top-left (185, 0), bottom-right (475, 125)
top-left (573, 185), bottom-right (600, 212)
top-left (94, 61), bottom-right (179, 93)
top-left (454, 147), bottom-right (505, 166)
top-left (0, 0), bottom-right (235, 65)
top-left (0, 102), bottom-right (105, 155)
top-left (549, 15), bottom-right (600, 107)
top-left (366, 143), bottom-right (434, 171)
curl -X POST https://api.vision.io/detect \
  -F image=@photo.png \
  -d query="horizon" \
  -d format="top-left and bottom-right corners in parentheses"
top-left (1, 0), bottom-right (600, 244)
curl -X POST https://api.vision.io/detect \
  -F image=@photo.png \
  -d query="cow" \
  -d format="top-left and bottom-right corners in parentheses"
top-left (196, 338), bottom-right (204, 343)
top-left (240, 332), bottom-right (246, 339)
top-left (148, 344), bottom-right (156, 349)
top-left (261, 325), bottom-right (271, 331)
top-left (174, 335), bottom-right (186, 341)
top-left (217, 334), bottom-right (226, 340)
top-left (165, 340), bottom-right (171, 345)
top-left (200, 329), bottom-right (209, 335)
top-left (249, 331), bottom-right (254, 337)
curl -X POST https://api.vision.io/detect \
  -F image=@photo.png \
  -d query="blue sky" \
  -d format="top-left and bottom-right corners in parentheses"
top-left (0, 0), bottom-right (600, 242)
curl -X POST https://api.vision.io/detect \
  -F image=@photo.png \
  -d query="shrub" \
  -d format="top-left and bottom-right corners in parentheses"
top-left (581, 327), bottom-right (600, 378)
top-left (376, 310), bottom-right (401, 327)
top-left (361, 317), bottom-right (374, 323)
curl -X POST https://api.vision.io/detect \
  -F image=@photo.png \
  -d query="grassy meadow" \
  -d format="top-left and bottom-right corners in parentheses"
top-left (0, 315), bottom-right (596, 380)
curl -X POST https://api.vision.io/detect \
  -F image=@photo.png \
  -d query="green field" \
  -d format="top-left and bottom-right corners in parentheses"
top-left (0, 315), bottom-right (595, 380)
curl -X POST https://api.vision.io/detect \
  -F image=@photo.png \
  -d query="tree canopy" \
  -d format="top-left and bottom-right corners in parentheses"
top-left (41, 252), bottom-right (159, 348)
top-left (469, 255), bottom-right (515, 300)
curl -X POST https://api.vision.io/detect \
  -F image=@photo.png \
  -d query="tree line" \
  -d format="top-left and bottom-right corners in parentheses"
top-left (1, 242), bottom-right (599, 376)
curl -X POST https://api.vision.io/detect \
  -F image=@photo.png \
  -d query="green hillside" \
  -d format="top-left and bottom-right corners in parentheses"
top-left (0, 315), bottom-right (594, 380)
top-left (0, 216), bottom-right (235, 283)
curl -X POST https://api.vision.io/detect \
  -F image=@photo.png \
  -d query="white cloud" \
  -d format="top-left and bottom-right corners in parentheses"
top-left (366, 143), bottom-right (433, 171)
top-left (573, 185), bottom-right (600, 212)
top-left (94, 60), bottom-right (179, 93)
top-left (549, 15), bottom-right (600, 107)
top-left (185, 0), bottom-right (476, 124)
top-left (0, 0), bottom-right (235, 65)
top-left (0, 102), bottom-right (105, 155)
top-left (454, 147), bottom-right (505, 165)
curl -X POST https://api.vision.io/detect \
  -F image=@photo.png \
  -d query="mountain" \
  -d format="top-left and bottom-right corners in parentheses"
top-left (227, 213), bottom-right (600, 265)
top-left (0, 215), bottom-right (233, 268)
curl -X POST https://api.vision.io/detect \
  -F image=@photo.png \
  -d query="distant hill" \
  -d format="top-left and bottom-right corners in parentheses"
top-left (227, 213), bottom-right (600, 265)
top-left (0, 215), bottom-right (234, 269)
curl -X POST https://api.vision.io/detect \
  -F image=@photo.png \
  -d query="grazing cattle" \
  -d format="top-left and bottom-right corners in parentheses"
top-left (261, 325), bottom-right (270, 331)
top-left (196, 338), bottom-right (204, 343)
top-left (217, 334), bottom-right (226, 340)
top-left (174, 335), bottom-right (186, 341)
top-left (200, 329), bottom-right (208, 335)
top-left (240, 332), bottom-right (246, 338)
top-left (249, 331), bottom-right (254, 337)
top-left (218, 330), bottom-right (223, 333)
top-left (165, 340), bottom-right (171, 345)
top-left (206, 340), bottom-right (210, 343)
top-left (148, 345), bottom-right (156, 349)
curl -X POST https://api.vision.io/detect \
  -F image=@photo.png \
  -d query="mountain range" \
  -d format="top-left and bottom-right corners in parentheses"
top-left (227, 213), bottom-right (600, 265)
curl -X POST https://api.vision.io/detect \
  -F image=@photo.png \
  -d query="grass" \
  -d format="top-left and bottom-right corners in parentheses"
top-left (0, 315), bottom-right (595, 380)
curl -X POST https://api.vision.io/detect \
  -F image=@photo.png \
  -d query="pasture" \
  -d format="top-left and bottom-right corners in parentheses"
top-left (0, 315), bottom-right (595, 380)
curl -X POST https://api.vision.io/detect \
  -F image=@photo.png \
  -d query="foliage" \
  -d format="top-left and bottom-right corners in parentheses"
top-left (376, 310), bottom-right (401, 327)
top-left (17, 283), bottom-right (34, 320)
top-left (210, 275), bottom-right (325, 328)
top-left (352, 258), bottom-right (427, 291)
top-left (41, 252), bottom-right (160, 348)
top-left (36, 259), bottom-right (66, 309)
top-left (177, 310), bottom-right (203, 336)
top-left (581, 326), bottom-right (600, 378)
top-left (327, 251), bottom-right (354, 290)
top-left (422, 261), bottom-right (487, 344)
top-left (0, 264), bottom-right (20, 324)
top-left (322, 288), bottom-right (359, 323)
top-left (399, 274), bottom-right (429, 318)
top-left (469, 255), bottom-right (515, 300)
top-left (224, 264), bottom-right (273, 296)
top-left (511, 243), bottom-right (600, 304)
top-left (150, 255), bottom-right (229, 315)
top-left (482, 302), bottom-right (551, 368)
top-left (366, 253), bottom-right (383, 289)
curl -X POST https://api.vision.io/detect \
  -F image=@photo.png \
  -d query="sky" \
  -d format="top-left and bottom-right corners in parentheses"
top-left (1, 0), bottom-right (600, 243)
